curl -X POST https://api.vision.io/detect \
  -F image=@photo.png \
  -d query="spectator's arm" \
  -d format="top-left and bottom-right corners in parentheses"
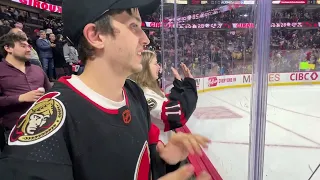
top-left (36, 39), bottom-right (51, 50)
top-left (43, 71), bottom-right (52, 91)
top-left (75, 48), bottom-right (78, 57)
top-left (63, 44), bottom-right (71, 63)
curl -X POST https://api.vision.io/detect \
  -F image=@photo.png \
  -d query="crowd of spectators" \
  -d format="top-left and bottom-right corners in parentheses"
top-left (1, 4), bottom-right (320, 80)
top-left (142, 5), bottom-right (320, 78)
top-left (0, 5), bottom-right (63, 35)
top-left (0, 5), bottom-right (79, 81)
top-left (154, 27), bottom-right (320, 78)
top-left (143, 5), bottom-right (320, 23)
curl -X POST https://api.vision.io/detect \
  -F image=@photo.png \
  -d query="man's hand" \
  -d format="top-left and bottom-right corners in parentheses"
top-left (157, 132), bottom-right (211, 165)
top-left (158, 164), bottom-right (211, 180)
top-left (19, 90), bottom-right (44, 102)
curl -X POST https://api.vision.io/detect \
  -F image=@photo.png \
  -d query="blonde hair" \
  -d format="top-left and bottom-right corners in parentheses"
top-left (129, 50), bottom-right (164, 98)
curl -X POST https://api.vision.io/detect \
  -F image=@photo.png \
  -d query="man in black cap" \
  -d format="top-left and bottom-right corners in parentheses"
top-left (0, 0), bottom-right (212, 180)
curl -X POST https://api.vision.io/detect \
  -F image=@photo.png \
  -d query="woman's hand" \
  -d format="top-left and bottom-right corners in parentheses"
top-left (171, 67), bottom-right (182, 81)
top-left (180, 63), bottom-right (193, 78)
top-left (171, 63), bottom-right (194, 80)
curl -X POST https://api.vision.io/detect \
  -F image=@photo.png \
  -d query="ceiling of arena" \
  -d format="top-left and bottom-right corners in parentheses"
top-left (44, 0), bottom-right (63, 6)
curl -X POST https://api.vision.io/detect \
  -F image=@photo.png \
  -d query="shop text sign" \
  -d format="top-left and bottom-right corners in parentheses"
top-left (11, 0), bottom-right (62, 13)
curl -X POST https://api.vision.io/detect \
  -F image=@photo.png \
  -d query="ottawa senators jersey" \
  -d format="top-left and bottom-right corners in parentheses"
top-left (0, 76), bottom-right (166, 180)
top-left (144, 78), bottom-right (198, 143)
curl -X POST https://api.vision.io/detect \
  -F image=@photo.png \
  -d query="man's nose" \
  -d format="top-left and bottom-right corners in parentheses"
top-left (140, 31), bottom-right (150, 46)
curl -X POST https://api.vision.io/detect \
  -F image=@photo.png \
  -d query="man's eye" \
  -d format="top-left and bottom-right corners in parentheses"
top-left (131, 23), bottom-right (139, 28)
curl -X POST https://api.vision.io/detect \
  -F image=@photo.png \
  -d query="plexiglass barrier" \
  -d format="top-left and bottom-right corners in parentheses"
top-left (148, 1), bottom-right (320, 179)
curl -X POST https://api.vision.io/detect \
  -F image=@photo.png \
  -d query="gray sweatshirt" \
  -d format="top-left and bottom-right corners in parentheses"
top-left (63, 44), bottom-right (79, 64)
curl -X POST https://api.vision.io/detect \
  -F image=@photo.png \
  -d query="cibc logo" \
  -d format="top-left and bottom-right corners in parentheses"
top-left (290, 72), bottom-right (318, 81)
top-left (208, 76), bottom-right (218, 87)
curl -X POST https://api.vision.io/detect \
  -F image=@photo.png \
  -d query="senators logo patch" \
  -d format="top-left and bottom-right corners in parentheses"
top-left (147, 98), bottom-right (157, 111)
top-left (9, 92), bottom-right (66, 146)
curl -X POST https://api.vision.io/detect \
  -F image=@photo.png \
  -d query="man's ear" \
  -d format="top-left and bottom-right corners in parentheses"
top-left (4, 45), bottom-right (13, 54)
top-left (82, 23), bottom-right (105, 49)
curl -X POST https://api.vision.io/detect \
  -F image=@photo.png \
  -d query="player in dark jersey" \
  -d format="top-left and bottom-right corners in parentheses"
top-left (0, 0), bottom-right (212, 180)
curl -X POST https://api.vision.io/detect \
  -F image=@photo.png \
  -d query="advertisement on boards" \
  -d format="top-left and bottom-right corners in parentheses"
top-left (207, 76), bottom-right (237, 88)
top-left (208, 76), bottom-right (218, 87)
top-left (195, 78), bottom-right (204, 91)
top-left (289, 72), bottom-right (319, 81)
top-left (195, 78), bottom-right (200, 88)
top-left (242, 73), bottom-right (280, 84)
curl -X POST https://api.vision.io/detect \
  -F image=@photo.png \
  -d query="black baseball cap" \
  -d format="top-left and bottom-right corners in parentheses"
top-left (62, 0), bottom-right (160, 46)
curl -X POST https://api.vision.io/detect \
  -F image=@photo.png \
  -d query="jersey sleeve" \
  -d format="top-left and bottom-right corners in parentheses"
top-left (146, 77), bottom-right (198, 132)
top-left (0, 92), bottom-right (74, 180)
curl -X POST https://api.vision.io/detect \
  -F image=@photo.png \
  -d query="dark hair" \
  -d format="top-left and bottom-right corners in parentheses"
top-left (56, 34), bottom-right (63, 41)
top-left (0, 32), bottom-right (28, 57)
top-left (78, 9), bottom-right (134, 65)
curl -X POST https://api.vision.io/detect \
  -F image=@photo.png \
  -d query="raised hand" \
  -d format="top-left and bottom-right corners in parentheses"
top-left (171, 67), bottom-right (182, 81)
top-left (180, 63), bottom-right (193, 78)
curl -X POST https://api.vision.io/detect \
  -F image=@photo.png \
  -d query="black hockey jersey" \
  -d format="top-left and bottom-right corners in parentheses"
top-left (0, 76), bottom-right (166, 180)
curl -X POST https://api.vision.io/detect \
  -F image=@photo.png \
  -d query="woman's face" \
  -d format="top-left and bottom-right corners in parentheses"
top-left (149, 57), bottom-right (160, 81)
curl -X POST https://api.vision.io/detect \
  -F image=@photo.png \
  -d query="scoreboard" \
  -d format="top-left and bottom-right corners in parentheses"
top-left (208, 0), bottom-right (254, 4)
top-left (272, 0), bottom-right (314, 4)
top-left (188, 0), bottom-right (254, 4)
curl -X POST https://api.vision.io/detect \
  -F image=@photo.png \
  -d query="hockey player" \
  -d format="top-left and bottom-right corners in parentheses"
top-left (0, 0), bottom-right (212, 180)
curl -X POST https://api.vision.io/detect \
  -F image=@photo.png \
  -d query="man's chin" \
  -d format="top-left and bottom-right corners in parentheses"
top-left (15, 55), bottom-right (30, 62)
top-left (132, 65), bottom-right (143, 73)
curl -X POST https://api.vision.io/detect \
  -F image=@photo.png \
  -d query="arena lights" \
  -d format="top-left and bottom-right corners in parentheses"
top-left (272, 0), bottom-right (307, 4)
top-left (208, 0), bottom-right (255, 4)
top-left (143, 22), bottom-right (320, 29)
top-left (188, 0), bottom-right (254, 5)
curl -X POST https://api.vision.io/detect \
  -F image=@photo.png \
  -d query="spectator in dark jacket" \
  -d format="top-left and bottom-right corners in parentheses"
top-left (53, 34), bottom-right (70, 78)
top-left (36, 30), bottom-right (54, 81)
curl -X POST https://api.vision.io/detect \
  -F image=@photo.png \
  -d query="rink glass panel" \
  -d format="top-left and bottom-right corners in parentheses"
top-left (160, 2), bottom-right (254, 179)
top-left (159, 1), bottom-right (320, 180)
top-left (263, 6), bottom-right (320, 180)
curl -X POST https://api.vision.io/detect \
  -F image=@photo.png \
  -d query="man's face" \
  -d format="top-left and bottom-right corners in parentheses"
top-left (40, 32), bottom-right (46, 39)
top-left (102, 9), bottom-right (150, 75)
top-left (6, 41), bottom-right (31, 62)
